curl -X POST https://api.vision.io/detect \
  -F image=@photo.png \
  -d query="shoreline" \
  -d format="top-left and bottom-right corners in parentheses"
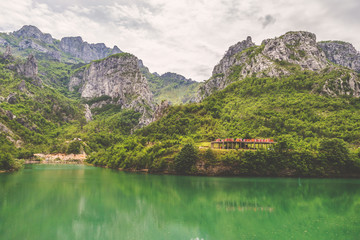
top-left (17, 161), bottom-right (360, 179)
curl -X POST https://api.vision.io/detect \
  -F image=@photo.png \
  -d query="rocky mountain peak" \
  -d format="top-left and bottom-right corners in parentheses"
top-left (197, 31), bottom-right (330, 101)
top-left (262, 31), bottom-right (328, 70)
top-left (60, 36), bottom-right (123, 63)
top-left (212, 36), bottom-right (255, 77)
top-left (11, 54), bottom-right (42, 86)
top-left (69, 53), bottom-right (154, 126)
top-left (160, 72), bottom-right (195, 84)
top-left (223, 36), bottom-right (254, 60)
top-left (16, 54), bottom-right (38, 78)
top-left (13, 25), bottom-right (54, 44)
top-left (318, 41), bottom-right (360, 72)
top-left (113, 45), bottom-right (122, 54)
top-left (2, 25), bottom-right (123, 64)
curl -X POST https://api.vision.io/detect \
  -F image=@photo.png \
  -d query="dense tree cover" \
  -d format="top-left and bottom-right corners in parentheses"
top-left (140, 66), bottom-right (200, 104)
top-left (0, 134), bottom-right (24, 170)
top-left (174, 143), bottom-right (198, 173)
top-left (86, 69), bottom-right (360, 176)
top-left (1, 50), bottom-right (360, 176)
top-left (0, 57), bottom-right (85, 170)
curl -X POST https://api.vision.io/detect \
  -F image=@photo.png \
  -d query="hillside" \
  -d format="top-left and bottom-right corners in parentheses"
top-left (0, 51), bottom-right (85, 170)
top-left (0, 25), bottom-right (122, 63)
top-left (0, 26), bottom-right (200, 104)
top-left (86, 32), bottom-right (360, 177)
top-left (1, 28), bottom-right (360, 176)
top-left (197, 31), bottom-right (360, 101)
top-left (139, 61), bottom-right (200, 104)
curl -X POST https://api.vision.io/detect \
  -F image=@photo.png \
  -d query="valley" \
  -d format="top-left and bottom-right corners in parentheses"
top-left (0, 26), bottom-right (360, 177)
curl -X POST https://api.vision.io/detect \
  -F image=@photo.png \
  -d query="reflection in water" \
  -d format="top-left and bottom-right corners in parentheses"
top-left (0, 164), bottom-right (360, 240)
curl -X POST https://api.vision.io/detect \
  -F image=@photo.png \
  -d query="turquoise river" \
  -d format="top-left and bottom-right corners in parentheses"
top-left (0, 164), bottom-right (359, 240)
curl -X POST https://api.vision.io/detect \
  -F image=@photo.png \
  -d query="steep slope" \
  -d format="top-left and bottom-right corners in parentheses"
top-left (318, 41), bottom-right (360, 72)
top-left (69, 53), bottom-right (155, 126)
top-left (1, 25), bottom-right (198, 104)
top-left (0, 25), bottom-right (122, 63)
top-left (86, 31), bottom-right (360, 177)
top-left (198, 31), bottom-right (330, 100)
top-left (59, 36), bottom-right (122, 63)
top-left (139, 61), bottom-right (199, 104)
top-left (88, 70), bottom-right (360, 176)
top-left (0, 50), bottom-right (85, 166)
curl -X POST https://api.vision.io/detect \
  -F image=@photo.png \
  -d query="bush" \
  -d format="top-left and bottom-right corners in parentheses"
top-left (318, 138), bottom-right (350, 168)
top-left (0, 152), bottom-right (15, 170)
top-left (174, 143), bottom-right (198, 173)
top-left (67, 141), bottom-right (81, 154)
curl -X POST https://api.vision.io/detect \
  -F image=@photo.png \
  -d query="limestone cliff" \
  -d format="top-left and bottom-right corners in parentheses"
top-left (12, 54), bottom-right (42, 86)
top-left (59, 36), bottom-right (122, 63)
top-left (321, 72), bottom-right (360, 97)
top-left (139, 61), bottom-right (199, 104)
top-left (13, 25), bottom-right (54, 45)
top-left (69, 53), bottom-right (155, 126)
top-left (318, 41), bottom-right (360, 72)
top-left (1, 25), bottom-right (122, 63)
top-left (198, 31), bottom-right (330, 101)
top-left (16, 54), bottom-right (38, 78)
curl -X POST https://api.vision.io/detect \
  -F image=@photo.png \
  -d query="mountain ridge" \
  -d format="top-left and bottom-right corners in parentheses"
top-left (197, 31), bottom-right (360, 101)
top-left (0, 25), bottom-right (122, 63)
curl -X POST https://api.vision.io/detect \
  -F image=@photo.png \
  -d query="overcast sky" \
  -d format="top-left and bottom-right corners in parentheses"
top-left (0, 0), bottom-right (359, 81)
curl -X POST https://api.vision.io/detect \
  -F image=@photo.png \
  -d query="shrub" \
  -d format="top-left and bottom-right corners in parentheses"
top-left (67, 141), bottom-right (81, 154)
top-left (174, 143), bottom-right (198, 173)
top-left (0, 152), bottom-right (15, 170)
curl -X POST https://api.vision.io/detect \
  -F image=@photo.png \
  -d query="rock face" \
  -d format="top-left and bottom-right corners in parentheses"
top-left (16, 54), bottom-right (38, 78)
top-left (152, 100), bottom-right (170, 122)
top-left (3, 25), bottom-right (122, 63)
top-left (13, 25), bottom-right (54, 44)
top-left (211, 36), bottom-right (255, 79)
top-left (15, 54), bottom-right (42, 86)
top-left (60, 37), bottom-right (122, 63)
top-left (322, 72), bottom-right (360, 97)
top-left (84, 104), bottom-right (93, 122)
top-left (69, 53), bottom-right (155, 126)
top-left (198, 31), bottom-right (330, 100)
top-left (318, 41), bottom-right (360, 72)
top-left (159, 72), bottom-right (195, 84)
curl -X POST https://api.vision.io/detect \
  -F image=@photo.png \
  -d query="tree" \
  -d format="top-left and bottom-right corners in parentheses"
top-left (318, 138), bottom-right (350, 169)
top-left (67, 141), bottom-right (81, 154)
top-left (0, 153), bottom-right (14, 170)
top-left (174, 143), bottom-right (198, 173)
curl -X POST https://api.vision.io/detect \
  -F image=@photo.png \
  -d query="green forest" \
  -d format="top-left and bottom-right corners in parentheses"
top-left (85, 68), bottom-right (360, 177)
top-left (1, 45), bottom-right (360, 177)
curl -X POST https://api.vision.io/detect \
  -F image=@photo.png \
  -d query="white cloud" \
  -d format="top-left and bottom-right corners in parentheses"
top-left (0, 0), bottom-right (359, 81)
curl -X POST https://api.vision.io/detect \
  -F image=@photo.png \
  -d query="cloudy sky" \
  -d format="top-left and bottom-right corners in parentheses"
top-left (0, 0), bottom-right (359, 81)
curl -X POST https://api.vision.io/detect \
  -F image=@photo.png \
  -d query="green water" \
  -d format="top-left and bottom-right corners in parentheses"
top-left (0, 165), bottom-right (359, 240)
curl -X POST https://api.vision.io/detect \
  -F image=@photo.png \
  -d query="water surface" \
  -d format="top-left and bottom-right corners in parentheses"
top-left (0, 164), bottom-right (359, 240)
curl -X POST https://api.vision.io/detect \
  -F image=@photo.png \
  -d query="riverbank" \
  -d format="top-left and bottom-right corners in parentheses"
top-left (32, 153), bottom-right (87, 164)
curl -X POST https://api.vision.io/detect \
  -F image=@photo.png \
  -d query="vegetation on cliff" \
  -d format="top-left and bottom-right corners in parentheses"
top-left (86, 68), bottom-right (360, 176)
top-left (1, 27), bottom-right (360, 177)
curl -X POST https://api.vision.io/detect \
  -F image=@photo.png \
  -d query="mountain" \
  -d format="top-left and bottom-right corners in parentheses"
top-left (1, 27), bottom-right (360, 176)
top-left (59, 37), bottom-right (122, 63)
top-left (0, 25), bottom-right (122, 63)
top-left (197, 31), bottom-right (332, 100)
top-left (69, 53), bottom-right (155, 126)
top-left (0, 25), bottom-right (199, 104)
top-left (138, 61), bottom-right (200, 104)
top-left (318, 41), bottom-right (360, 72)
top-left (0, 49), bottom-right (85, 170)
top-left (87, 31), bottom-right (360, 177)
